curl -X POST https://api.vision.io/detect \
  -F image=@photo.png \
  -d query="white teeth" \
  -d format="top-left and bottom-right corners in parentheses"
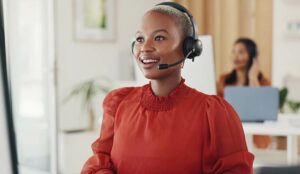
top-left (141, 59), bottom-right (159, 64)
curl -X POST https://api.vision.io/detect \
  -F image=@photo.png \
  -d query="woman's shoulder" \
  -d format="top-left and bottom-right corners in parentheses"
top-left (205, 94), bottom-right (242, 124)
top-left (103, 86), bottom-right (140, 115)
top-left (204, 94), bottom-right (239, 117)
top-left (218, 72), bottom-right (231, 82)
top-left (216, 72), bottom-right (232, 97)
top-left (205, 94), bottom-right (228, 108)
top-left (217, 72), bottom-right (233, 87)
top-left (186, 87), bottom-right (225, 106)
top-left (104, 86), bottom-right (140, 102)
top-left (259, 74), bottom-right (271, 86)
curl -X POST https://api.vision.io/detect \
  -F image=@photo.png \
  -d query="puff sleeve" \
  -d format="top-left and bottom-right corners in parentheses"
top-left (81, 87), bottom-right (133, 174)
top-left (202, 96), bottom-right (254, 174)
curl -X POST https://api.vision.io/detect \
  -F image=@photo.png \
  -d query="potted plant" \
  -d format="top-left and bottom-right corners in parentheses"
top-left (279, 86), bottom-right (300, 114)
top-left (287, 100), bottom-right (300, 113)
top-left (64, 77), bottom-right (111, 131)
top-left (279, 87), bottom-right (288, 113)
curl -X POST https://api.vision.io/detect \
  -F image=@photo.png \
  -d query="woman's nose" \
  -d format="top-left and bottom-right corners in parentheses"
top-left (140, 39), bottom-right (154, 52)
top-left (232, 53), bottom-right (238, 59)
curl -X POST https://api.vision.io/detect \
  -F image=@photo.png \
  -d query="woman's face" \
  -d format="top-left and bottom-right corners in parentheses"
top-left (231, 43), bottom-right (249, 70)
top-left (133, 11), bottom-right (184, 80)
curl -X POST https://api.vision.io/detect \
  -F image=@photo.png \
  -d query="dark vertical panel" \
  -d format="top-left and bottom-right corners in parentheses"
top-left (0, 0), bottom-right (19, 173)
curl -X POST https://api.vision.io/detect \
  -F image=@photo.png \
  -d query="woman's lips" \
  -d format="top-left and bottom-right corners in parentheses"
top-left (234, 60), bottom-right (242, 65)
top-left (139, 56), bottom-right (160, 69)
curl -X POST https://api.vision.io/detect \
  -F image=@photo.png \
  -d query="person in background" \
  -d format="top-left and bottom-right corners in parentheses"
top-left (81, 2), bottom-right (254, 174)
top-left (217, 38), bottom-right (271, 149)
top-left (217, 38), bottom-right (270, 97)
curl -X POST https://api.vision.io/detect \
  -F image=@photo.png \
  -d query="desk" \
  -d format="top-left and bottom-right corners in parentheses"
top-left (242, 114), bottom-right (300, 165)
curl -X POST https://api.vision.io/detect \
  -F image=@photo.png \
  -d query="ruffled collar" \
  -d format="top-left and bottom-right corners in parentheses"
top-left (140, 78), bottom-right (188, 111)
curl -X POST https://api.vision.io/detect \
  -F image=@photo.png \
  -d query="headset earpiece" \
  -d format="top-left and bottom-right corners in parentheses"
top-left (131, 41), bottom-right (136, 54)
top-left (155, 2), bottom-right (203, 60)
top-left (183, 37), bottom-right (202, 59)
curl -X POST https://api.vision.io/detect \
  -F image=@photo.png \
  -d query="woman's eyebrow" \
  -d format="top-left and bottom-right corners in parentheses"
top-left (153, 29), bottom-right (168, 34)
top-left (135, 31), bottom-right (142, 35)
top-left (135, 29), bottom-right (169, 36)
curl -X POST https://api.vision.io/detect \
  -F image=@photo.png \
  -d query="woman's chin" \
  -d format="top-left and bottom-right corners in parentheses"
top-left (142, 71), bottom-right (168, 80)
top-left (143, 73), bottom-right (159, 80)
top-left (234, 65), bottom-right (247, 71)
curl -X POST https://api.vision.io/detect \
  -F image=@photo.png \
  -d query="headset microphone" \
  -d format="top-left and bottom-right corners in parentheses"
top-left (158, 49), bottom-right (194, 70)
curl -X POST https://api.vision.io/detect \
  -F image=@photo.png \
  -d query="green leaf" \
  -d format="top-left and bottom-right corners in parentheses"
top-left (287, 100), bottom-right (300, 113)
top-left (62, 77), bottom-right (112, 113)
top-left (279, 87), bottom-right (288, 110)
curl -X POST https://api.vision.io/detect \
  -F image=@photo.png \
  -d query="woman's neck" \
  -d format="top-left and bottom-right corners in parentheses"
top-left (150, 73), bottom-right (182, 97)
top-left (236, 68), bottom-right (247, 85)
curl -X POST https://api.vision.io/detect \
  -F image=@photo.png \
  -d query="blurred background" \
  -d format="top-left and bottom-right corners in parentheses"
top-left (1, 0), bottom-right (300, 174)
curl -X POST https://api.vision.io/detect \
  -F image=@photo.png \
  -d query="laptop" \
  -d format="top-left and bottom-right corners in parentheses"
top-left (257, 166), bottom-right (300, 174)
top-left (224, 87), bottom-right (279, 122)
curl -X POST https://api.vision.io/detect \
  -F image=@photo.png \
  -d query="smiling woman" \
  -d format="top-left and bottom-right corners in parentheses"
top-left (133, 11), bottom-right (184, 87)
top-left (81, 2), bottom-right (254, 174)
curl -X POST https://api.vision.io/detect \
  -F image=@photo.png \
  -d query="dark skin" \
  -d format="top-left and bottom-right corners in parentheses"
top-left (133, 11), bottom-right (185, 96)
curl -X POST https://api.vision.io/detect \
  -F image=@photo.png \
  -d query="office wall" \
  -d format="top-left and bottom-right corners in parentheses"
top-left (175, 0), bottom-right (273, 82)
top-left (273, 0), bottom-right (300, 87)
top-left (56, 0), bottom-right (163, 130)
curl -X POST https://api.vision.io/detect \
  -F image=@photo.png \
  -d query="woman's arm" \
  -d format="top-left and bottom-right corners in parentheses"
top-left (81, 102), bottom-right (116, 174)
top-left (216, 74), bottom-right (227, 97)
top-left (202, 96), bottom-right (254, 174)
top-left (81, 87), bottom-right (134, 174)
top-left (248, 59), bottom-right (260, 87)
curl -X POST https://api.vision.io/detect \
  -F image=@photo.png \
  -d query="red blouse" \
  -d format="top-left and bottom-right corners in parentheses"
top-left (81, 79), bottom-right (254, 174)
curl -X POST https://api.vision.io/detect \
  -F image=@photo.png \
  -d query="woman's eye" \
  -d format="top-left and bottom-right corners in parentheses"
top-left (155, 35), bottom-right (165, 41)
top-left (136, 37), bottom-right (144, 43)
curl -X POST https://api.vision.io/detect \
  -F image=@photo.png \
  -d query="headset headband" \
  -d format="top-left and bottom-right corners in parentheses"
top-left (155, 2), bottom-right (197, 39)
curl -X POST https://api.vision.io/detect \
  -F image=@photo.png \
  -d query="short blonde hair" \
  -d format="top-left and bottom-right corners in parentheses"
top-left (148, 5), bottom-right (194, 38)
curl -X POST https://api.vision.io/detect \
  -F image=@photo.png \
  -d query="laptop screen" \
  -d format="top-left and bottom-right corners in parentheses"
top-left (224, 87), bottom-right (279, 122)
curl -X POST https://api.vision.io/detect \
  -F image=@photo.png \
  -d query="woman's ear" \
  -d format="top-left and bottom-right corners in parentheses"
top-left (181, 62), bottom-right (185, 68)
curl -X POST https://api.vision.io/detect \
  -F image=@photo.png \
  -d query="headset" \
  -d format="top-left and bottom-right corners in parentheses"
top-left (131, 2), bottom-right (202, 63)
